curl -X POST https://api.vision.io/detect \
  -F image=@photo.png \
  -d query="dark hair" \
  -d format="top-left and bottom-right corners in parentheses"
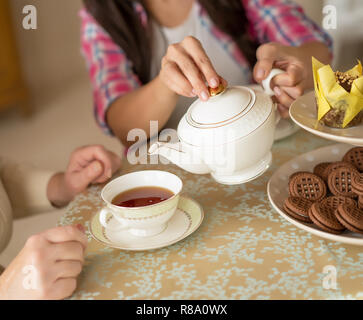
top-left (83, 0), bottom-right (258, 84)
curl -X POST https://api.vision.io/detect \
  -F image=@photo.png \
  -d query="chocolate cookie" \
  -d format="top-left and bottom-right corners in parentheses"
top-left (320, 195), bottom-right (357, 210)
top-left (309, 202), bottom-right (345, 234)
top-left (359, 196), bottom-right (363, 210)
top-left (328, 166), bottom-right (358, 198)
top-left (283, 197), bottom-right (313, 223)
top-left (351, 173), bottom-right (363, 195)
top-left (313, 162), bottom-right (331, 181)
top-left (289, 171), bottom-right (310, 182)
top-left (283, 205), bottom-right (311, 223)
top-left (323, 161), bottom-right (357, 182)
top-left (289, 172), bottom-right (327, 201)
top-left (336, 204), bottom-right (363, 234)
top-left (343, 147), bottom-right (363, 172)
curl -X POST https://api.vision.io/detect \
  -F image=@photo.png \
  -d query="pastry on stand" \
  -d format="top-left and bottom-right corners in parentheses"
top-left (312, 57), bottom-right (363, 129)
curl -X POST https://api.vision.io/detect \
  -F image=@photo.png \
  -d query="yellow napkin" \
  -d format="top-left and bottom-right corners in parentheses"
top-left (312, 57), bottom-right (363, 128)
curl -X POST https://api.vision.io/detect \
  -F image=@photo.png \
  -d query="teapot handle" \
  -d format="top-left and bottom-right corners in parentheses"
top-left (261, 68), bottom-right (285, 96)
top-left (261, 68), bottom-right (284, 125)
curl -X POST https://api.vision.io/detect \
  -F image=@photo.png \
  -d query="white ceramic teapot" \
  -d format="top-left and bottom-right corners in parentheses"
top-left (149, 69), bottom-right (284, 185)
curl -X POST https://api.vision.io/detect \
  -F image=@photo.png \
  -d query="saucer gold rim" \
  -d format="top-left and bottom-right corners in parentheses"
top-left (89, 195), bottom-right (204, 251)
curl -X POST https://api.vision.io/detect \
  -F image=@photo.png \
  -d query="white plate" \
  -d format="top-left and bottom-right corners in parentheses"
top-left (89, 196), bottom-right (204, 251)
top-left (267, 143), bottom-right (363, 246)
top-left (290, 91), bottom-right (363, 146)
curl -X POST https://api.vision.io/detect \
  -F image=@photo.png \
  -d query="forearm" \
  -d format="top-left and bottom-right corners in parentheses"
top-left (106, 75), bottom-right (179, 146)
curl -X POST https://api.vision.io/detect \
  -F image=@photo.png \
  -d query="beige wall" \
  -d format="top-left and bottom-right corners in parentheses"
top-left (9, 0), bottom-right (86, 100)
top-left (294, 0), bottom-right (324, 25)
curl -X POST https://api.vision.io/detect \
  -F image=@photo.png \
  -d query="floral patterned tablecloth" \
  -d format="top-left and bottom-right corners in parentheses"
top-left (59, 130), bottom-right (363, 300)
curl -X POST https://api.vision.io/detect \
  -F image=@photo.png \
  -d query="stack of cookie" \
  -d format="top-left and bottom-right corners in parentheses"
top-left (352, 174), bottom-right (363, 210)
top-left (284, 147), bottom-right (363, 235)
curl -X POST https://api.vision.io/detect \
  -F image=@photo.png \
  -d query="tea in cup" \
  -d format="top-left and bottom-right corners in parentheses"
top-left (99, 170), bottom-right (182, 237)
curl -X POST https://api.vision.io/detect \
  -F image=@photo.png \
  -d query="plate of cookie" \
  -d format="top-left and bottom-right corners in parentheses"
top-left (267, 144), bottom-right (363, 245)
top-left (289, 91), bottom-right (363, 147)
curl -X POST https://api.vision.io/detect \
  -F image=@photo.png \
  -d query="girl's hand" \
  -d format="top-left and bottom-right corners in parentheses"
top-left (0, 225), bottom-right (87, 300)
top-left (253, 42), bottom-right (309, 118)
top-left (47, 145), bottom-right (122, 207)
top-left (159, 36), bottom-right (227, 101)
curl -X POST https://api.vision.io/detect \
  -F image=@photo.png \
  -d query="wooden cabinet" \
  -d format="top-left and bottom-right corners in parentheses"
top-left (0, 0), bottom-right (31, 115)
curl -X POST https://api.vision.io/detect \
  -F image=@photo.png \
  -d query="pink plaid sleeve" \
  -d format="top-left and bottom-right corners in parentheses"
top-left (242, 0), bottom-right (333, 51)
top-left (80, 9), bottom-right (141, 135)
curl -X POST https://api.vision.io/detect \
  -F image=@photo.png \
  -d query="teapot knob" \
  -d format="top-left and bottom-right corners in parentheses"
top-left (261, 68), bottom-right (285, 96)
top-left (208, 83), bottom-right (226, 97)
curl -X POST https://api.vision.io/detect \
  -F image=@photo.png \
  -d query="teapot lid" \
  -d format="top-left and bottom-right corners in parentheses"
top-left (187, 87), bottom-right (256, 127)
top-left (178, 86), bottom-right (273, 146)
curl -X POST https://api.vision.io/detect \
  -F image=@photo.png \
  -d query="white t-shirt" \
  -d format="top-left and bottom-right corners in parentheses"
top-left (150, 2), bottom-right (251, 129)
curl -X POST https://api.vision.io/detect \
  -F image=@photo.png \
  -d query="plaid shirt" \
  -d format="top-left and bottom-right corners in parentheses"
top-left (80, 0), bottom-right (332, 135)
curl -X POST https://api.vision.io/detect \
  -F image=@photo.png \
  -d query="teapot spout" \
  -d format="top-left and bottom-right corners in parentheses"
top-left (148, 142), bottom-right (211, 175)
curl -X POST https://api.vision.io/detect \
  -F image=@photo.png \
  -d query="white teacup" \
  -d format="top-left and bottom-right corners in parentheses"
top-left (99, 170), bottom-right (183, 237)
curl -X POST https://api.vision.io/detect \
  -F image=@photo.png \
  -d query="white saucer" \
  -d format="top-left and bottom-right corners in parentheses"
top-left (89, 196), bottom-right (204, 251)
top-left (274, 118), bottom-right (300, 141)
top-left (290, 91), bottom-right (363, 146)
top-left (267, 143), bottom-right (363, 246)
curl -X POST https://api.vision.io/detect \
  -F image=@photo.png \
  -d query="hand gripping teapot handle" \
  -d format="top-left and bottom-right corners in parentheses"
top-left (261, 68), bottom-right (285, 96)
top-left (261, 68), bottom-right (285, 125)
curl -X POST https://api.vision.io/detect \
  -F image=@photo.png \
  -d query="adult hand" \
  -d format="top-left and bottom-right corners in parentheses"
top-left (47, 145), bottom-right (122, 207)
top-left (159, 36), bottom-right (227, 101)
top-left (0, 225), bottom-right (87, 300)
top-left (253, 42), bottom-right (309, 118)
